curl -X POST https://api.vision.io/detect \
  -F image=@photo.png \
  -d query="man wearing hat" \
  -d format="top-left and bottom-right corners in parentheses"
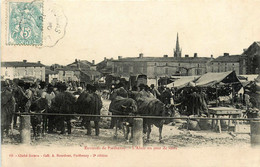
top-left (150, 84), bottom-right (161, 99)
top-left (78, 84), bottom-right (102, 136)
top-left (51, 83), bottom-right (76, 134)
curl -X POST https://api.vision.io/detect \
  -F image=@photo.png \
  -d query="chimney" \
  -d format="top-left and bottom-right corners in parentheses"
top-left (224, 53), bottom-right (229, 57)
top-left (92, 60), bottom-right (95, 65)
top-left (185, 54), bottom-right (189, 58)
top-left (23, 60), bottom-right (27, 63)
top-left (75, 59), bottom-right (77, 62)
top-left (139, 53), bottom-right (143, 58)
top-left (118, 56), bottom-right (122, 59)
top-left (104, 57), bottom-right (107, 60)
top-left (194, 53), bottom-right (197, 57)
top-left (38, 61), bottom-right (41, 64)
top-left (77, 60), bottom-right (80, 69)
top-left (243, 49), bottom-right (247, 52)
top-left (163, 55), bottom-right (168, 58)
top-left (211, 55), bottom-right (213, 58)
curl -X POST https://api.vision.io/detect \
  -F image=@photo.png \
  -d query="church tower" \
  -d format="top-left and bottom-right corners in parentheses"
top-left (174, 33), bottom-right (182, 57)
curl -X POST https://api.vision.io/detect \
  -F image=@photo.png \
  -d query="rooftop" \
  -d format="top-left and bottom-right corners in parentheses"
top-left (67, 59), bottom-right (95, 69)
top-left (113, 56), bottom-right (212, 63)
top-left (45, 69), bottom-right (59, 75)
top-left (1, 61), bottom-right (45, 67)
top-left (211, 55), bottom-right (240, 62)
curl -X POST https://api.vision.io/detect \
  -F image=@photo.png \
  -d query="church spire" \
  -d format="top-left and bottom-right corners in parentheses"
top-left (176, 33), bottom-right (180, 51)
top-left (174, 33), bottom-right (182, 57)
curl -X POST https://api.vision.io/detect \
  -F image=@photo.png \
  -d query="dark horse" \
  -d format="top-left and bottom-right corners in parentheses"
top-left (51, 91), bottom-right (76, 134)
top-left (30, 98), bottom-right (48, 138)
top-left (76, 91), bottom-right (102, 136)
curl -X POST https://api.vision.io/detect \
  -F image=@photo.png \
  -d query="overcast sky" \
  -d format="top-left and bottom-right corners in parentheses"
top-left (2, 0), bottom-right (260, 66)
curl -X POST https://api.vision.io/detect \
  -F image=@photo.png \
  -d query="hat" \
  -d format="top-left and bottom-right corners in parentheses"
top-left (57, 82), bottom-right (67, 91)
top-left (86, 84), bottom-right (96, 92)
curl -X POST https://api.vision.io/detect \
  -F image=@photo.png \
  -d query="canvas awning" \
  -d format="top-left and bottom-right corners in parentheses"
top-left (166, 76), bottom-right (198, 89)
top-left (194, 71), bottom-right (241, 87)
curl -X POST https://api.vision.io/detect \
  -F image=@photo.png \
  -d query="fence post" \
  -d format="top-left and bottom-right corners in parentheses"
top-left (20, 115), bottom-right (31, 144)
top-left (250, 120), bottom-right (260, 147)
top-left (133, 118), bottom-right (143, 147)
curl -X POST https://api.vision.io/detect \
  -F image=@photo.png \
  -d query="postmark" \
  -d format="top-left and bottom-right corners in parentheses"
top-left (41, 2), bottom-right (67, 47)
top-left (7, 0), bottom-right (43, 45)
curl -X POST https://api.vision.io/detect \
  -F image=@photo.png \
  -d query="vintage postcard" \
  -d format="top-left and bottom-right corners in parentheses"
top-left (1, 0), bottom-right (260, 167)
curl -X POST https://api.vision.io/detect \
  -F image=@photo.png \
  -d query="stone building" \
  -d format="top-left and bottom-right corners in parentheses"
top-left (1, 60), bottom-right (45, 81)
top-left (111, 34), bottom-right (212, 79)
top-left (96, 57), bottom-right (114, 76)
top-left (240, 41), bottom-right (260, 74)
top-left (209, 53), bottom-right (240, 74)
top-left (46, 59), bottom-right (101, 83)
top-left (111, 53), bottom-right (212, 79)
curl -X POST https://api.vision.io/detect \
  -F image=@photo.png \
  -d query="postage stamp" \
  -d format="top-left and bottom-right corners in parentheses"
top-left (7, 0), bottom-right (43, 45)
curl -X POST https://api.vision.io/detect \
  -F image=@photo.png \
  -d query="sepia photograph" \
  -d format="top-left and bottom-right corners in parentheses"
top-left (1, 0), bottom-right (260, 166)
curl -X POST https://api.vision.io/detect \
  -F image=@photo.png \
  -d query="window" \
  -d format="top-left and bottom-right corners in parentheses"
top-left (165, 68), bottom-right (168, 74)
top-left (196, 69), bottom-right (202, 75)
top-left (139, 67), bottom-right (143, 73)
top-left (123, 66), bottom-right (129, 73)
top-left (129, 66), bottom-right (133, 73)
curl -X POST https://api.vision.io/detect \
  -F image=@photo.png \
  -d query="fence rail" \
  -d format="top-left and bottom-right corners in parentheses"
top-left (15, 112), bottom-right (260, 121)
top-left (14, 112), bottom-right (260, 147)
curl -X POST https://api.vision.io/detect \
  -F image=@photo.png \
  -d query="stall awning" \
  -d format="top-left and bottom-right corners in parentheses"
top-left (166, 76), bottom-right (198, 89)
top-left (194, 71), bottom-right (241, 87)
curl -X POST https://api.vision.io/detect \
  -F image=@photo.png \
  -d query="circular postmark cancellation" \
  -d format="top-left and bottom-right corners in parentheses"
top-left (41, 2), bottom-right (67, 47)
top-left (6, 0), bottom-right (67, 47)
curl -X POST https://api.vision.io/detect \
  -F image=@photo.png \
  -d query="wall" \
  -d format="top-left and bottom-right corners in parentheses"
top-left (113, 60), bottom-right (210, 78)
top-left (1, 66), bottom-right (45, 80)
top-left (1, 67), bottom-right (14, 80)
top-left (210, 62), bottom-right (240, 74)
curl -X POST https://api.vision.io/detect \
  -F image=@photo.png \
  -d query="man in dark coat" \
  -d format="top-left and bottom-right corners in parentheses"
top-left (1, 82), bottom-right (15, 141)
top-left (77, 84), bottom-right (102, 136)
top-left (51, 83), bottom-right (76, 134)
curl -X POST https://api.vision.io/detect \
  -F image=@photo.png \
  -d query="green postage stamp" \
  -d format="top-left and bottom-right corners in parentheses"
top-left (7, 0), bottom-right (43, 45)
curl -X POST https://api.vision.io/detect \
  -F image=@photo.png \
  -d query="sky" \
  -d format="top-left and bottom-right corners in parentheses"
top-left (2, 0), bottom-right (260, 66)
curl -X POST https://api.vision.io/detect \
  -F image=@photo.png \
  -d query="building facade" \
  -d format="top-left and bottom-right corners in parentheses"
top-left (209, 53), bottom-right (240, 74)
top-left (240, 41), bottom-right (260, 74)
top-left (1, 60), bottom-right (45, 81)
top-left (112, 53), bottom-right (213, 79)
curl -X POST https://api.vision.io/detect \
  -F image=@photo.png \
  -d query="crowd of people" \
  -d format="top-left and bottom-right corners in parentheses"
top-left (1, 79), bottom-right (102, 139)
top-left (2, 77), bottom-right (258, 141)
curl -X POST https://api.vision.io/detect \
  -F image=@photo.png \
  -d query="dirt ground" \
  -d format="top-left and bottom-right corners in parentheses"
top-left (1, 98), bottom-right (251, 148)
